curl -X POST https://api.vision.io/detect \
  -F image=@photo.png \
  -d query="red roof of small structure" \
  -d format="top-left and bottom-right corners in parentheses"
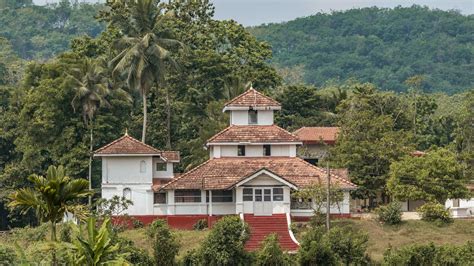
top-left (94, 134), bottom-right (180, 162)
top-left (293, 127), bottom-right (340, 144)
top-left (207, 125), bottom-right (301, 145)
top-left (410, 150), bottom-right (426, 157)
top-left (224, 88), bottom-right (280, 109)
top-left (157, 157), bottom-right (356, 191)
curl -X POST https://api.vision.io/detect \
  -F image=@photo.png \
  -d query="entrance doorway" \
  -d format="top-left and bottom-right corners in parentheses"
top-left (254, 188), bottom-right (273, 216)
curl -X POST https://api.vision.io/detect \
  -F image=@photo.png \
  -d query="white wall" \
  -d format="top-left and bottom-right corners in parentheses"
top-left (102, 156), bottom-right (153, 184)
top-left (445, 198), bottom-right (474, 218)
top-left (152, 157), bottom-right (174, 178)
top-left (102, 184), bottom-right (154, 215)
top-left (211, 144), bottom-right (297, 158)
top-left (290, 191), bottom-right (351, 216)
top-left (230, 110), bottom-right (274, 125)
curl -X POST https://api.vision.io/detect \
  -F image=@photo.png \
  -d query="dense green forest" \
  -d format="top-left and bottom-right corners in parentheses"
top-left (250, 6), bottom-right (474, 94)
top-left (0, 0), bottom-right (472, 232)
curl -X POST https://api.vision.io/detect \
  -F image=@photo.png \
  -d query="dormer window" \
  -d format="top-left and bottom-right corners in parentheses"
top-left (156, 162), bottom-right (167, 172)
top-left (238, 145), bottom-right (246, 156)
top-left (248, 110), bottom-right (258, 124)
top-left (263, 145), bottom-right (271, 156)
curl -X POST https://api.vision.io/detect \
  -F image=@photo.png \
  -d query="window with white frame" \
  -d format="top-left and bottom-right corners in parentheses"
top-left (206, 190), bottom-right (233, 202)
top-left (248, 110), bottom-right (258, 124)
top-left (123, 188), bottom-right (132, 200)
top-left (243, 188), bottom-right (253, 201)
top-left (175, 190), bottom-right (201, 203)
top-left (154, 192), bottom-right (166, 204)
top-left (273, 188), bottom-right (284, 201)
top-left (140, 160), bottom-right (146, 173)
top-left (156, 162), bottom-right (167, 171)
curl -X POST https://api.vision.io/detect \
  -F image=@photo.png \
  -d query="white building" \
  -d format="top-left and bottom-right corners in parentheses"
top-left (95, 88), bottom-right (357, 250)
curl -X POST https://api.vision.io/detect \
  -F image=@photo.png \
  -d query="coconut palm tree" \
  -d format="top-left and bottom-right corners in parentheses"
top-left (110, 0), bottom-right (183, 143)
top-left (67, 58), bottom-right (113, 206)
top-left (8, 165), bottom-right (92, 241)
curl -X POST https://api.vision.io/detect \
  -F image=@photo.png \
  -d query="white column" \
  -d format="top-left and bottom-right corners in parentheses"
top-left (209, 190), bottom-right (213, 216)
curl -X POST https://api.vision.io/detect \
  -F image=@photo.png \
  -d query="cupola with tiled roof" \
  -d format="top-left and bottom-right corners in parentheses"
top-left (94, 133), bottom-right (180, 162)
top-left (223, 87), bottom-right (281, 111)
top-left (207, 125), bottom-right (301, 145)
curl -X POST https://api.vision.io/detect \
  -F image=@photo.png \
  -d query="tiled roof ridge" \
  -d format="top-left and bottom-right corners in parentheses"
top-left (224, 88), bottom-right (280, 107)
top-left (274, 124), bottom-right (301, 140)
top-left (229, 167), bottom-right (297, 189)
top-left (159, 159), bottom-right (212, 190)
top-left (296, 157), bottom-right (356, 188)
top-left (292, 126), bottom-right (306, 135)
top-left (160, 150), bottom-right (180, 161)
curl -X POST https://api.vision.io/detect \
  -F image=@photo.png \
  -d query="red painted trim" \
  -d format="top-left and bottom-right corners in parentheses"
top-left (291, 213), bottom-right (352, 222)
top-left (112, 215), bottom-right (225, 230)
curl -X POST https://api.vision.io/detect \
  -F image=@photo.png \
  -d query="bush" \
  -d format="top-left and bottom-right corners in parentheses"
top-left (146, 219), bottom-right (168, 238)
top-left (383, 242), bottom-right (474, 266)
top-left (10, 223), bottom-right (49, 242)
top-left (132, 218), bottom-right (144, 229)
top-left (193, 219), bottom-right (208, 231)
top-left (118, 238), bottom-right (154, 265)
top-left (298, 227), bottom-right (338, 266)
top-left (151, 221), bottom-right (179, 265)
top-left (417, 202), bottom-right (453, 224)
top-left (326, 226), bottom-right (369, 265)
top-left (59, 222), bottom-right (74, 243)
top-left (255, 234), bottom-right (290, 266)
top-left (374, 201), bottom-right (403, 225)
top-left (24, 241), bottom-right (75, 265)
top-left (198, 215), bottom-right (251, 265)
top-left (309, 211), bottom-right (326, 228)
top-left (0, 244), bottom-right (17, 265)
top-left (181, 249), bottom-right (200, 266)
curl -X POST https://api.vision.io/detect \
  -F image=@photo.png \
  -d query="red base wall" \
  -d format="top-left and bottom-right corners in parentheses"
top-left (112, 215), bottom-right (225, 230)
top-left (291, 213), bottom-right (352, 222)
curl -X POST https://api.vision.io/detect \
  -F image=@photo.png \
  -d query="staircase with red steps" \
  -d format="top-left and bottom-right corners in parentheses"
top-left (243, 214), bottom-right (299, 251)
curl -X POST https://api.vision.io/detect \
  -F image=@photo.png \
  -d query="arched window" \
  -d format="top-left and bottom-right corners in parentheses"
top-left (123, 188), bottom-right (132, 200)
top-left (140, 160), bottom-right (146, 173)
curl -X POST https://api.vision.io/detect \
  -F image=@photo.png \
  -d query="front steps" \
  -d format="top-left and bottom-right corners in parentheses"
top-left (243, 214), bottom-right (299, 251)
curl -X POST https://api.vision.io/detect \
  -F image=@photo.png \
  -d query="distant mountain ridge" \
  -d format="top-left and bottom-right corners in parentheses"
top-left (249, 6), bottom-right (474, 94)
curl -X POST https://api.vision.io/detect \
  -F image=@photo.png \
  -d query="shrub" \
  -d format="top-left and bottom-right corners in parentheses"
top-left (59, 222), bottom-right (74, 243)
top-left (326, 226), bottom-right (369, 265)
top-left (374, 201), bottom-right (402, 225)
top-left (193, 219), bottom-right (208, 231)
top-left (309, 211), bottom-right (326, 228)
top-left (298, 227), bottom-right (338, 266)
top-left (255, 234), bottom-right (290, 266)
top-left (151, 221), bottom-right (179, 265)
top-left (198, 215), bottom-right (251, 265)
top-left (146, 219), bottom-right (168, 238)
top-left (0, 244), bottom-right (17, 265)
top-left (417, 202), bottom-right (453, 224)
top-left (132, 218), bottom-right (144, 229)
top-left (10, 223), bottom-right (48, 242)
top-left (383, 242), bottom-right (474, 266)
top-left (25, 241), bottom-right (75, 265)
top-left (119, 239), bottom-right (154, 265)
top-left (181, 249), bottom-right (200, 266)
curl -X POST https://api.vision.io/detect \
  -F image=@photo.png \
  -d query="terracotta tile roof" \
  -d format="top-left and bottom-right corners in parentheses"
top-left (410, 150), bottom-right (426, 157)
top-left (207, 125), bottom-right (301, 144)
top-left (224, 88), bottom-right (281, 109)
top-left (158, 157), bottom-right (356, 191)
top-left (293, 127), bottom-right (340, 144)
top-left (94, 134), bottom-right (180, 162)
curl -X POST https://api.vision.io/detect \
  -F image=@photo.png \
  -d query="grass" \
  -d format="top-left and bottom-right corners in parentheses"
top-left (119, 228), bottom-right (210, 259)
top-left (1, 219), bottom-right (473, 263)
top-left (294, 219), bottom-right (474, 262)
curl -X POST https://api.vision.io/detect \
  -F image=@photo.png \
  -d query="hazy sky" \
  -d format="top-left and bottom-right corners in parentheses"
top-left (33, 0), bottom-right (474, 26)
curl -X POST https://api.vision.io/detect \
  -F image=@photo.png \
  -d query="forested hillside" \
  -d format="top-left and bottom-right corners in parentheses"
top-left (250, 6), bottom-right (474, 94)
top-left (0, 0), bottom-right (104, 60)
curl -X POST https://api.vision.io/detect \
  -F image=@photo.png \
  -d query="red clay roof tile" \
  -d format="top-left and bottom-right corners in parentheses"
top-left (94, 134), bottom-right (180, 162)
top-left (158, 157), bottom-right (356, 191)
top-left (224, 88), bottom-right (280, 108)
top-left (207, 125), bottom-right (300, 144)
top-left (293, 127), bottom-right (340, 144)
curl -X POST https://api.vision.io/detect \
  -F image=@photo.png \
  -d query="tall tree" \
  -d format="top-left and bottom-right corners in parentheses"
top-left (387, 148), bottom-right (470, 204)
top-left (8, 165), bottom-right (91, 241)
top-left (109, 0), bottom-right (182, 143)
top-left (67, 58), bottom-right (128, 205)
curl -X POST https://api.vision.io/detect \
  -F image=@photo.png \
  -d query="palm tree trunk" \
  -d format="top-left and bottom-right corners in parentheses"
top-left (88, 123), bottom-right (93, 206)
top-left (142, 93), bottom-right (147, 143)
top-left (165, 88), bottom-right (171, 149)
top-left (51, 221), bottom-right (57, 241)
